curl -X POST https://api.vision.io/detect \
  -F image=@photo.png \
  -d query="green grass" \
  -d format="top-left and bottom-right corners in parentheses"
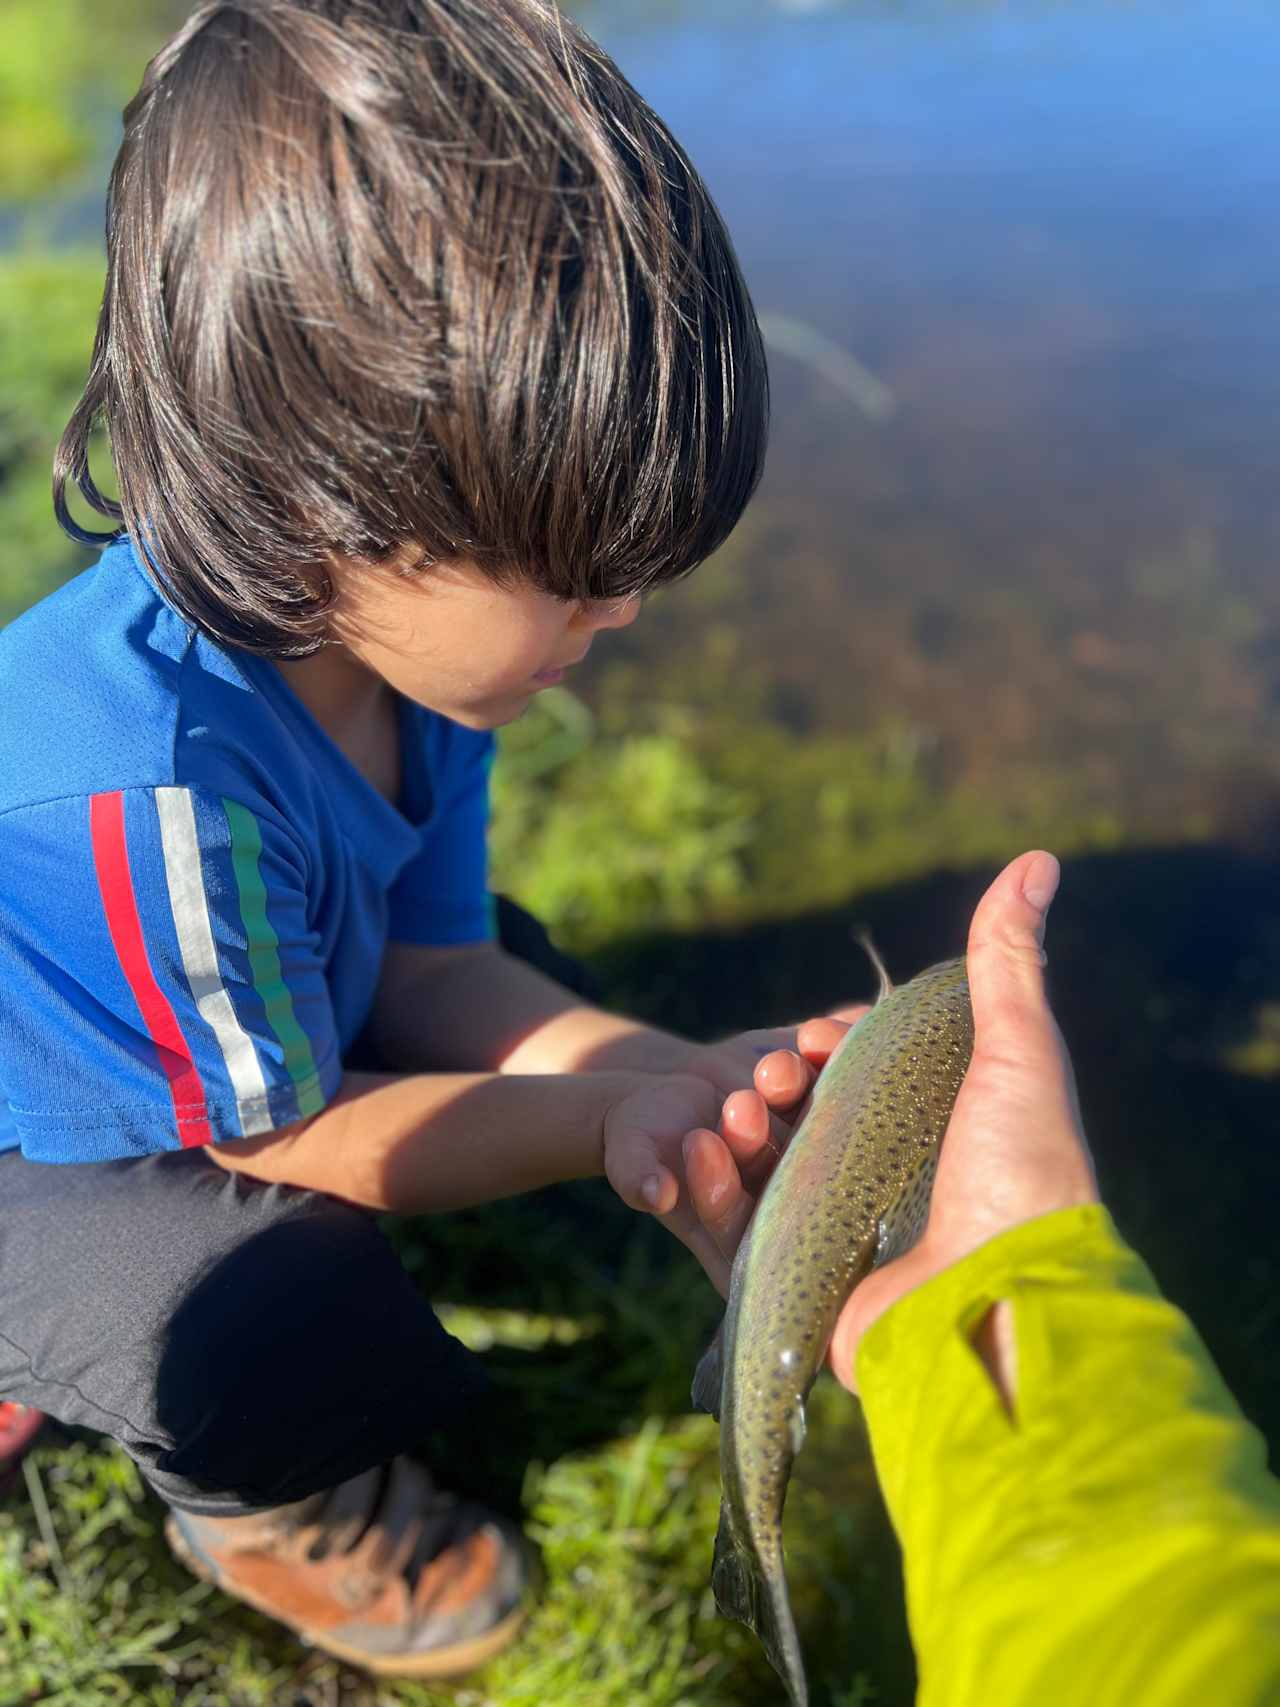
top-left (0, 699), bottom-right (1258, 1707)
top-left (0, 1188), bottom-right (909, 1706)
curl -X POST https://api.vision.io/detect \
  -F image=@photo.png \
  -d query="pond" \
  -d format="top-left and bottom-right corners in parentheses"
top-left (575, 0), bottom-right (1280, 845)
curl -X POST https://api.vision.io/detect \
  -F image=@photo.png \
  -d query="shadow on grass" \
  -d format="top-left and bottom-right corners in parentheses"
top-left (394, 841), bottom-right (1280, 1468)
top-left (372, 839), bottom-right (1278, 1703)
top-left (590, 839), bottom-right (1280, 1449)
top-left (14, 842), bottom-right (1276, 1706)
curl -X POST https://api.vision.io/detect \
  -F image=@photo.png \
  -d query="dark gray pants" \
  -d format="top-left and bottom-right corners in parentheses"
top-left (0, 1148), bottom-right (486, 1515)
top-left (0, 899), bottom-right (595, 1517)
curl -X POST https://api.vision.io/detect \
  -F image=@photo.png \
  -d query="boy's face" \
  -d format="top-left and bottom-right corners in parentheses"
top-left (329, 552), bottom-right (641, 728)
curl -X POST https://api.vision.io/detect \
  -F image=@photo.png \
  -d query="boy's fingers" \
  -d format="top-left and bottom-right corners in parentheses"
top-left (753, 1050), bottom-right (813, 1113)
top-left (795, 1014), bottom-right (863, 1068)
top-left (604, 1127), bottom-right (678, 1215)
top-left (683, 1128), bottom-right (754, 1257)
top-left (749, 1011), bottom-right (869, 1113)
top-left (721, 1089), bottom-right (783, 1187)
top-left (826, 1001), bottom-right (873, 1025)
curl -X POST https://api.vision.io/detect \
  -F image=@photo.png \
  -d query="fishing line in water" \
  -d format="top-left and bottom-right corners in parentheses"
top-left (758, 313), bottom-right (897, 422)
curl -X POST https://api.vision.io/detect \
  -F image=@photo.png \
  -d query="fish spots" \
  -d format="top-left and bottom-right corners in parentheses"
top-left (714, 960), bottom-right (972, 1671)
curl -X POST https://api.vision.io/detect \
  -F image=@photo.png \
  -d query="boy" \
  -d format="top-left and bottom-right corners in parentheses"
top-left (0, 0), bottom-right (850, 1679)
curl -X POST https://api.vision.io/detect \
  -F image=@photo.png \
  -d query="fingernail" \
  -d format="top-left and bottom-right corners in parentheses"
top-left (1021, 852), bottom-right (1060, 914)
top-left (641, 1175), bottom-right (664, 1209)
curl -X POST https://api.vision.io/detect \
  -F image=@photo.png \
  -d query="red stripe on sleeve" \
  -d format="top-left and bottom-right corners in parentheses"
top-left (89, 791), bottom-right (214, 1147)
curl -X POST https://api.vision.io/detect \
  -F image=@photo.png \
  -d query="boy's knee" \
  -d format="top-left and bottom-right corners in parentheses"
top-left (149, 1204), bottom-right (486, 1510)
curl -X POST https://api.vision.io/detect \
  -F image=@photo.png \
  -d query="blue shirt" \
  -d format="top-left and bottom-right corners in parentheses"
top-left (0, 537), bottom-right (495, 1163)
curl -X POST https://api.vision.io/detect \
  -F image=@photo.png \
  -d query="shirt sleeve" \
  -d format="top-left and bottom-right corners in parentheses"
top-left (386, 720), bottom-right (496, 947)
top-left (855, 1205), bottom-right (1280, 1707)
top-left (0, 787), bottom-right (343, 1162)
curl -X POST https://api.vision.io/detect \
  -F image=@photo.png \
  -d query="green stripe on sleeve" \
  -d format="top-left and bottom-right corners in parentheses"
top-left (222, 799), bottom-right (327, 1119)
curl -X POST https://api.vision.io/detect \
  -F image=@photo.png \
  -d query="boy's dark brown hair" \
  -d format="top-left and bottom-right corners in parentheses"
top-left (55, 0), bottom-right (768, 655)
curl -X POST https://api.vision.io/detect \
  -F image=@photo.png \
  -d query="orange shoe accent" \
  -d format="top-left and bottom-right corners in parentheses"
top-left (164, 1458), bottom-right (533, 1678)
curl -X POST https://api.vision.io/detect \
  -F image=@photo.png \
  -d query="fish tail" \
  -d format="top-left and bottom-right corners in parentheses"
top-left (711, 1507), bottom-right (808, 1707)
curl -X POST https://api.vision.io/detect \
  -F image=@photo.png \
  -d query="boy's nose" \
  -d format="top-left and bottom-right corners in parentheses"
top-left (581, 594), bottom-right (641, 632)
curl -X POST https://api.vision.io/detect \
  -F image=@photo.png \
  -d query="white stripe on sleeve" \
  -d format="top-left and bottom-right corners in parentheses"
top-left (155, 787), bottom-right (275, 1137)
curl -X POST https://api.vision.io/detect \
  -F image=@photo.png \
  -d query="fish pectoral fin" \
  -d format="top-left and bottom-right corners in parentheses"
top-left (711, 1509), bottom-right (809, 1707)
top-left (691, 1317), bottom-right (726, 1420)
top-left (788, 1395), bottom-right (807, 1456)
top-left (874, 1149), bottom-right (940, 1267)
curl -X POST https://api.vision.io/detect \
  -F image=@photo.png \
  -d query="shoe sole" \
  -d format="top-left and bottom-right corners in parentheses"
top-left (164, 1512), bottom-right (531, 1679)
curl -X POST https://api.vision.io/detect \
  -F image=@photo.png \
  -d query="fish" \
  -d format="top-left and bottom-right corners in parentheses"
top-left (692, 950), bottom-right (974, 1707)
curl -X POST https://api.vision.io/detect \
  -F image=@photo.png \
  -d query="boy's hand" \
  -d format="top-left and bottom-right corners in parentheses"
top-left (602, 1009), bottom-right (868, 1294)
top-left (676, 1007), bottom-right (870, 1104)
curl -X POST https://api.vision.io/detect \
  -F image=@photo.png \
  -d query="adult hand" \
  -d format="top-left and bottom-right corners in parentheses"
top-left (828, 849), bottom-right (1099, 1399)
top-left (602, 1007), bottom-right (867, 1294)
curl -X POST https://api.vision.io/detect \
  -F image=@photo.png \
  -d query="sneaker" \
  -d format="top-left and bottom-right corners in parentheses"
top-left (0, 1403), bottom-right (45, 1497)
top-left (164, 1456), bottom-right (532, 1677)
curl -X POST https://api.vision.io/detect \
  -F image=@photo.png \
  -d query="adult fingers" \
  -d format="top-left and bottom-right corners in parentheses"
top-left (827, 1248), bottom-right (931, 1394)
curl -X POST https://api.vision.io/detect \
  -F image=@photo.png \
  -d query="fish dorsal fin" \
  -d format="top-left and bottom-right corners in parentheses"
top-left (691, 1316), bottom-right (726, 1420)
top-left (855, 930), bottom-right (894, 1003)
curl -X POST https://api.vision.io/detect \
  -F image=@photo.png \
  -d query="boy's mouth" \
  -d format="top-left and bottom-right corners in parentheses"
top-left (532, 648), bottom-right (591, 686)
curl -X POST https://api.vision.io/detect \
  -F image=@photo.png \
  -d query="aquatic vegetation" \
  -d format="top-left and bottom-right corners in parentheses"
top-left (492, 685), bottom-right (1123, 955)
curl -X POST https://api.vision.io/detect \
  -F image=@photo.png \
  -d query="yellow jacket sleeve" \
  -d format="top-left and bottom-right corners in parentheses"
top-left (855, 1204), bottom-right (1280, 1707)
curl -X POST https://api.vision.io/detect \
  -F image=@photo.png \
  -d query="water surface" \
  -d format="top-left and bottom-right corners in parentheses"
top-left (578, 0), bottom-right (1280, 841)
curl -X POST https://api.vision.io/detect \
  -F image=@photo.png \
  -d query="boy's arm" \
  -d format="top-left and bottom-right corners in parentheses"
top-left (369, 940), bottom-right (849, 1093)
top-left (208, 1063), bottom-right (645, 1210)
top-left (369, 939), bottom-right (696, 1076)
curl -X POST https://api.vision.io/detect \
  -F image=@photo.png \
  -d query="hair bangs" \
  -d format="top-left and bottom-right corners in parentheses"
top-left (55, 0), bottom-right (769, 653)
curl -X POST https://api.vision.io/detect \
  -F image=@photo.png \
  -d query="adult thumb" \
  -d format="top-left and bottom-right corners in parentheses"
top-left (831, 852), bottom-right (1092, 1397)
top-left (964, 850), bottom-right (1061, 1074)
